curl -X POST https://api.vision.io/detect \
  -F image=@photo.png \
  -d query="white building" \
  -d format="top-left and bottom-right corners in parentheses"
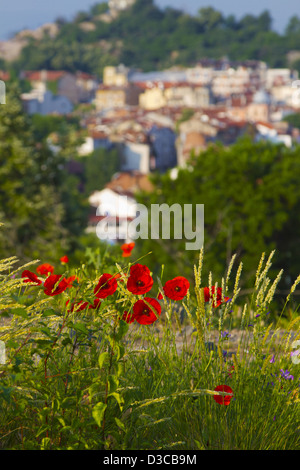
top-left (255, 122), bottom-right (292, 147)
top-left (88, 188), bottom-right (138, 242)
top-left (109, 0), bottom-right (136, 11)
top-left (120, 141), bottom-right (150, 174)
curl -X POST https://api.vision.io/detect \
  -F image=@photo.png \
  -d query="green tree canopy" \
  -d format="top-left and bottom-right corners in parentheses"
top-left (135, 138), bottom-right (300, 297)
top-left (0, 84), bottom-right (87, 264)
top-left (82, 146), bottom-right (120, 196)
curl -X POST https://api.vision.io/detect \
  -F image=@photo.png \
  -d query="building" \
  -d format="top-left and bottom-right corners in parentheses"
top-left (139, 85), bottom-right (167, 111)
top-left (88, 187), bottom-right (138, 242)
top-left (58, 72), bottom-right (98, 104)
top-left (108, 0), bottom-right (136, 11)
top-left (21, 88), bottom-right (73, 115)
top-left (103, 65), bottom-right (130, 87)
top-left (246, 89), bottom-right (271, 122)
top-left (119, 140), bottom-right (150, 174)
top-left (148, 125), bottom-right (177, 172)
top-left (94, 85), bottom-right (127, 111)
top-left (87, 170), bottom-right (154, 242)
top-left (164, 84), bottom-right (213, 108)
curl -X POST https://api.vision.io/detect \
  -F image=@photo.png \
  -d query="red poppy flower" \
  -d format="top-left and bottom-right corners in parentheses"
top-left (66, 300), bottom-right (89, 312)
top-left (94, 273), bottom-right (118, 299)
top-left (132, 297), bottom-right (161, 325)
top-left (66, 297), bottom-right (101, 312)
top-left (213, 385), bottom-right (233, 406)
top-left (89, 298), bottom-right (102, 310)
top-left (60, 255), bottom-right (69, 264)
top-left (36, 263), bottom-right (54, 276)
top-left (44, 274), bottom-right (69, 296)
top-left (127, 264), bottom-right (153, 295)
top-left (114, 272), bottom-right (126, 283)
top-left (22, 270), bottom-right (42, 286)
top-left (122, 310), bottom-right (135, 324)
top-left (203, 286), bottom-right (230, 308)
top-left (157, 292), bottom-right (163, 300)
top-left (163, 276), bottom-right (190, 301)
top-left (65, 275), bottom-right (79, 288)
top-left (121, 242), bottom-right (135, 257)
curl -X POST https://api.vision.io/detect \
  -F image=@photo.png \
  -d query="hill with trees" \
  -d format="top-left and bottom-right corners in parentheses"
top-left (4, 0), bottom-right (300, 77)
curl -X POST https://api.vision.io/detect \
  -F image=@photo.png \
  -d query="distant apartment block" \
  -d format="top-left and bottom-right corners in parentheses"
top-left (103, 65), bottom-right (130, 87)
top-left (94, 83), bottom-right (142, 111)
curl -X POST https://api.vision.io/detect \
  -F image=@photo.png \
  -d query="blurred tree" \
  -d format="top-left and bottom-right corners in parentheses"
top-left (0, 84), bottom-right (87, 263)
top-left (197, 7), bottom-right (223, 31)
top-left (285, 15), bottom-right (300, 35)
top-left (135, 138), bottom-right (300, 295)
top-left (0, 84), bottom-right (67, 262)
top-left (283, 112), bottom-right (300, 129)
top-left (82, 147), bottom-right (120, 195)
top-left (90, 2), bottom-right (109, 16)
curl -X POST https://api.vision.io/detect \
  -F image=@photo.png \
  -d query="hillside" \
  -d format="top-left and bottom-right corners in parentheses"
top-left (2, 0), bottom-right (300, 78)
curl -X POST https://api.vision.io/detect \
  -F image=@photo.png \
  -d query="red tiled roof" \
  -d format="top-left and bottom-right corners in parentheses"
top-left (21, 70), bottom-right (66, 81)
top-left (0, 70), bottom-right (10, 81)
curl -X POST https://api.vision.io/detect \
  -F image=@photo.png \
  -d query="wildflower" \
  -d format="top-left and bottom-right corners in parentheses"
top-left (163, 276), bottom-right (190, 301)
top-left (132, 297), bottom-right (161, 325)
top-left (66, 297), bottom-right (101, 312)
top-left (122, 310), bottom-right (135, 324)
top-left (280, 369), bottom-right (294, 380)
top-left (114, 272), bottom-right (126, 282)
top-left (44, 274), bottom-right (69, 296)
top-left (89, 298), bottom-right (102, 310)
top-left (221, 331), bottom-right (231, 339)
top-left (94, 273), bottom-right (118, 299)
top-left (203, 286), bottom-right (230, 308)
top-left (120, 242), bottom-right (135, 257)
top-left (60, 255), bottom-right (69, 264)
top-left (21, 270), bottom-right (42, 286)
top-left (126, 263), bottom-right (153, 295)
top-left (66, 300), bottom-right (89, 312)
top-left (213, 385), bottom-right (233, 406)
top-left (157, 292), bottom-right (163, 300)
top-left (270, 355), bottom-right (275, 363)
top-left (64, 275), bottom-right (79, 288)
top-left (36, 263), bottom-right (54, 275)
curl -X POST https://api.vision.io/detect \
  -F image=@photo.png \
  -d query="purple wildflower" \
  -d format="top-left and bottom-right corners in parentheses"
top-left (280, 369), bottom-right (294, 380)
top-left (221, 331), bottom-right (231, 339)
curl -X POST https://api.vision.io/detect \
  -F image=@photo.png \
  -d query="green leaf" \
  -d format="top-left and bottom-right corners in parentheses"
top-left (92, 402), bottom-right (107, 427)
top-left (115, 417), bottom-right (126, 431)
top-left (61, 397), bottom-right (77, 409)
top-left (108, 374), bottom-right (119, 394)
top-left (115, 320), bottom-right (129, 341)
top-left (42, 308), bottom-right (58, 317)
top-left (108, 392), bottom-right (124, 411)
top-left (98, 351), bottom-right (110, 369)
top-left (40, 437), bottom-right (51, 450)
top-left (72, 322), bottom-right (89, 335)
top-left (11, 307), bottom-right (28, 319)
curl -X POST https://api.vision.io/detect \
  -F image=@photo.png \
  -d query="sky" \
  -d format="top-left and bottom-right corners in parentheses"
top-left (0, 0), bottom-right (299, 40)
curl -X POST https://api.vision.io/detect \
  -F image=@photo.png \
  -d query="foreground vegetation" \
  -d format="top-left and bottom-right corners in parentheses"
top-left (0, 244), bottom-right (299, 450)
